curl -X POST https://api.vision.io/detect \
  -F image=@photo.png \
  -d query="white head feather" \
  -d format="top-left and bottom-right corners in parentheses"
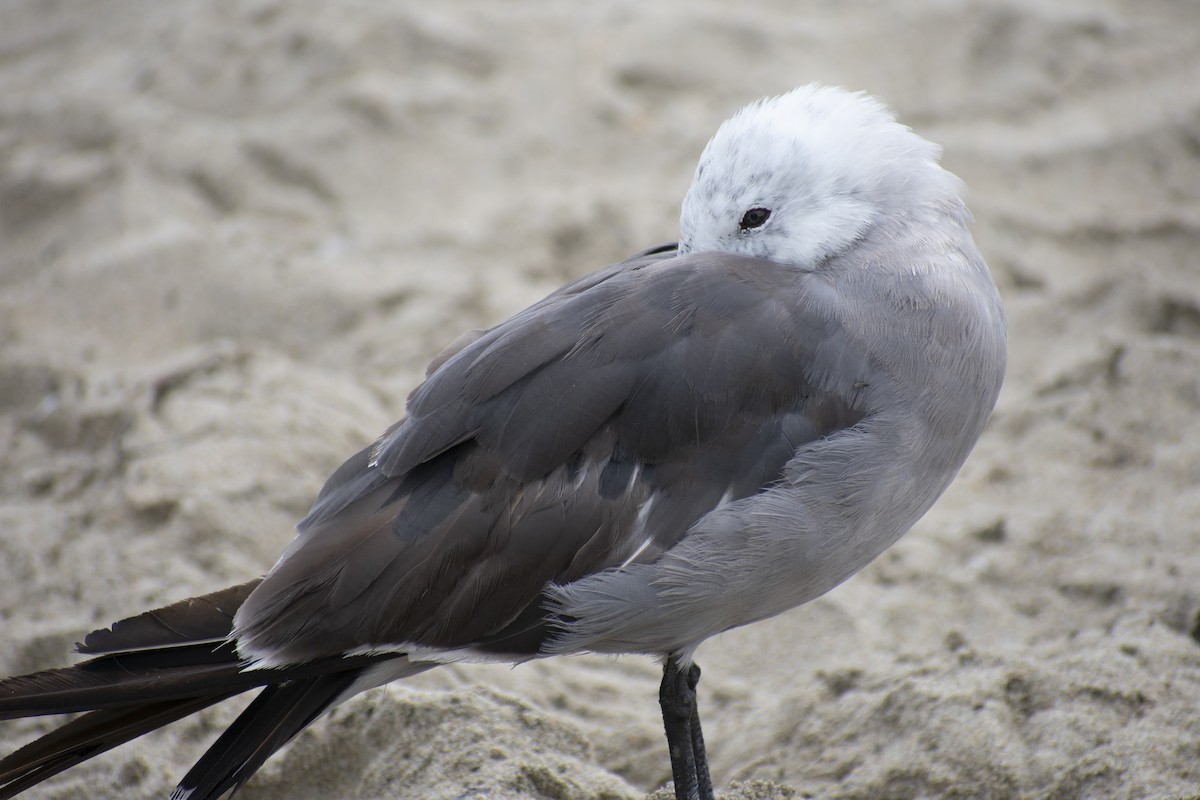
top-left (678, 84), bottom-right (963, 269)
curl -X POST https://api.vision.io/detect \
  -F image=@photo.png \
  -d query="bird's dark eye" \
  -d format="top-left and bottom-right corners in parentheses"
top-left (739, 207), bottom-right (771, 230)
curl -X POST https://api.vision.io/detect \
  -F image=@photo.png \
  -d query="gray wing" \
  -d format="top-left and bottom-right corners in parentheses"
top-left (233, 246), bottom-right (870, 664)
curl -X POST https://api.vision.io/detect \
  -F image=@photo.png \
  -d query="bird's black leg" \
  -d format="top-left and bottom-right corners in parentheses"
top-left (686, 662), bottom-right (714, 800)
top-left (659, 654), bottom-right (715, 800)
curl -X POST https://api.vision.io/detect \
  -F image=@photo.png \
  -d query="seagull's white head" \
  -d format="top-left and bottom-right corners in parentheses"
top-left (678, 84), bottom-right (962, 269)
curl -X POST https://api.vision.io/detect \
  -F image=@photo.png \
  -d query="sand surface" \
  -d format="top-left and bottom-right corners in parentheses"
top-left (3, 1), bottom-right (1200, 798)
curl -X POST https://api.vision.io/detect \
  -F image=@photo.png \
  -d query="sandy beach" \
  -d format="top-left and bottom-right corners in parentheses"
top-left (3, 1), bottom-right (1200, 798)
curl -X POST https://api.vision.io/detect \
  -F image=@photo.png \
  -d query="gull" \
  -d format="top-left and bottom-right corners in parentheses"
top-left (0, 84), bottom-right (1006, 800)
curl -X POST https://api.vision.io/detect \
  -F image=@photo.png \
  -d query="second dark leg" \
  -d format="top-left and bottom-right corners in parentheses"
top-left (658, 654), bottom-right (715, 800)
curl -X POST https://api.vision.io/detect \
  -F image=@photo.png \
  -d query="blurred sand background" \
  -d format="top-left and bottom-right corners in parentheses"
top-left (3, 1), bottom-right (1200, 798)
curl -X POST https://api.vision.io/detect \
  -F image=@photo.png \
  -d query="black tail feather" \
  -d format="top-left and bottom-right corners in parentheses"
top-left (1, 583), bottom-right (396, 798)
top-left (0, 693), bottom-right (237, 800)
top-left (0, 643), bottom-right (245, 720)
top-left (2, 580), bottom-right (259, 721)
top-left (76, 581), bottom-right (261, 656)
top-left (0, 645), bottom-right (389, 723)
top-left (171, 672), bottom-right (363, 800)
